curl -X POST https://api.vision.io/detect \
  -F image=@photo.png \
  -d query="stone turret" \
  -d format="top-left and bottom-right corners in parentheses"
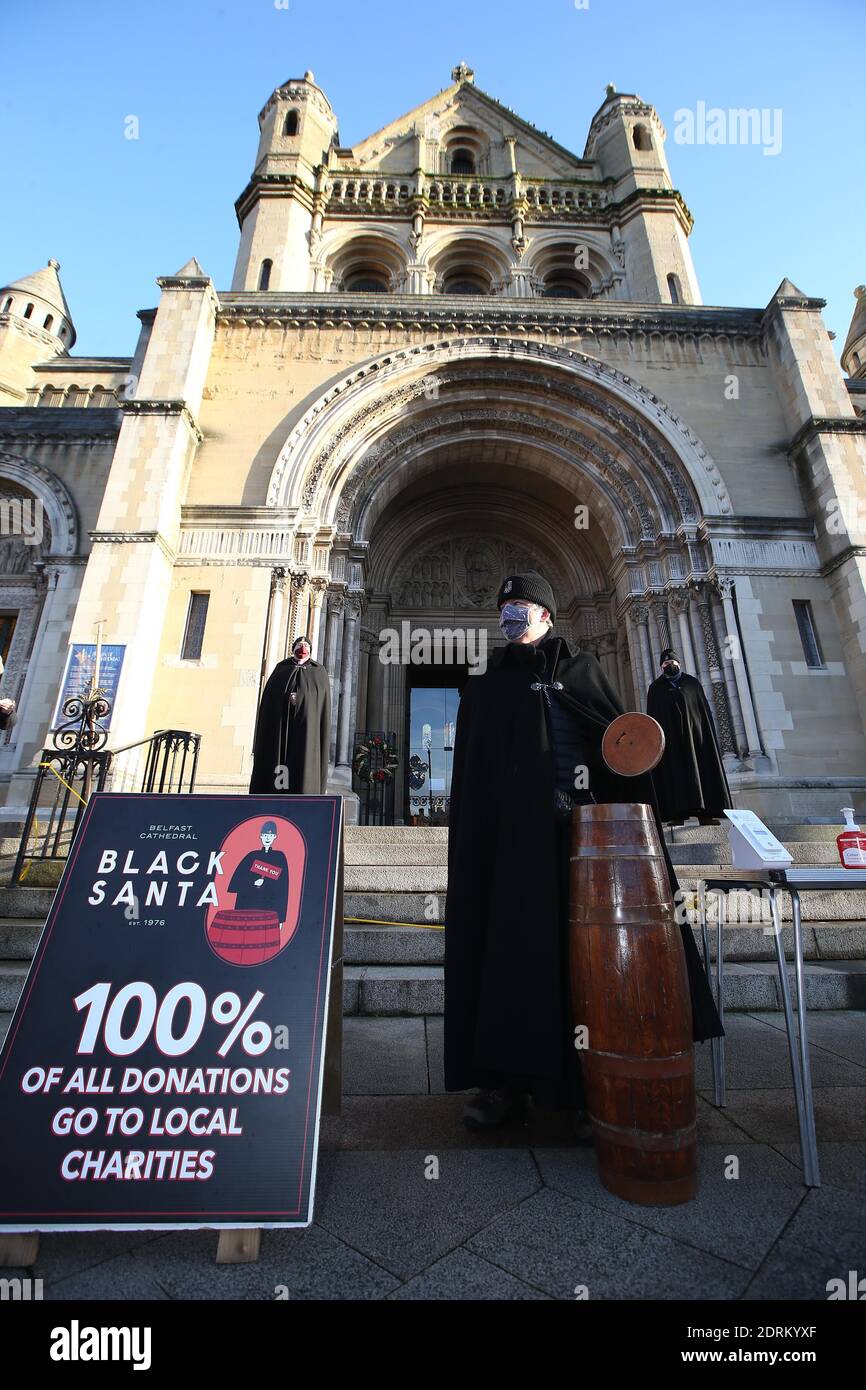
top-left (842, 285), bottom-right (866, 380)
top-left (231, 72), bottom-right (339, 293)
top-left (0, 259), bottom-right (76, 404)
top-left (584, 86), bottom-right (701, 306)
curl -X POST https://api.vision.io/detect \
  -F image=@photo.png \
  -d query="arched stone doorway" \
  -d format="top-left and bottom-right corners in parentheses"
top-left (0, 453), bottom-right (80, 805)
top-left (268, 337), bottom-right (760, 820)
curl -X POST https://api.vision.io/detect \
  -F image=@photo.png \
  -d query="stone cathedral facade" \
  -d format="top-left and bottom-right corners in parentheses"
top-left (1, 65), bottom-right (866, 823)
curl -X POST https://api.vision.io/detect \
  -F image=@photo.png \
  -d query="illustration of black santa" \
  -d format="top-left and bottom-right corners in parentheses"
top-left (227, 820), bottom-right (290, 928)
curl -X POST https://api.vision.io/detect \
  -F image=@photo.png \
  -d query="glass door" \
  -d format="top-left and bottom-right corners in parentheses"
top-left (407, 686), bottom-right (460, 825)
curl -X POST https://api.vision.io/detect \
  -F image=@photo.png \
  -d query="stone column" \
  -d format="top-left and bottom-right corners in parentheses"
top-left (356, 630), bottom-right (371, 738)
top-left (687, 586), bottom-right (712, 692)
top-left (7, 561), bottom-right (83, 792)
top-left (265, 568), bottom-right (287, 677)
top-left (285, 571), bottom-right (309, 655)
top-left (347, 597), bottom-right (366, 756)
top-left (324, 591), bottom-right (345, 765)
top-left (598, 633), bottom-right (619, 694)
top-left (691, 582), bottom-right (735, 755)
top-left (309, 577), bottom-right (328, 658)
top-left (669, 588), bottom-right (697, 674)
top-left (651, 596), bottom-right (673, 661)
top-left (336, 595), bottom-right (361, 770)
top-left (635, 605), bottom-right (655, 711)
top-left (628, 604), bottom-right (651, 710)
top-left (715, 576), bottom-right (763, 756)
top-left (366, 631), bottom-right (385, 730)
top-left (615, 632), bottom-right (630, 708)
top-left (709, 586), bottom-right (747, 757)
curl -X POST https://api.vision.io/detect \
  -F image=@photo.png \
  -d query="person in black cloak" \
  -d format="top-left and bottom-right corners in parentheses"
top-left (227, 819), bottom-right (290, 926)
top-left (249, 635), bottom-right (331, 796)
top-left (647, 648), bottom-right (733, 826)
top-left (444, 571), bottom-right (723, 1134)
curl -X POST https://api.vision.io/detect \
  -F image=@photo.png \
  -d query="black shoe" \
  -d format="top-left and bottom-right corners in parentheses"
top-left (571, 1108), bottom-right (595, 1146)
top-left (463, 1087), bottom-right (529, 1131)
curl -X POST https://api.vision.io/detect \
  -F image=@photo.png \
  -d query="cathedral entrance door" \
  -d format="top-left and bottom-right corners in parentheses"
top-left (405, 670), bottom-right (466, 825)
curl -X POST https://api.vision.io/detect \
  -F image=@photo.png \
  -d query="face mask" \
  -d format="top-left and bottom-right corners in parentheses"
top-left (499, 603), bottom-right (536, 641)
top-left (663, 662), bottom-right (681, 679)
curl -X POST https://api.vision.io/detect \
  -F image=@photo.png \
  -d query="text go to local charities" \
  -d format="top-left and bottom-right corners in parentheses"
top-left (19, 980), bottom-right (290, 1182)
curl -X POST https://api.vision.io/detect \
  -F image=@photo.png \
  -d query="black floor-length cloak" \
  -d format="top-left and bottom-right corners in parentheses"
top-left (444, 633), bottom-right (722, 1095)
top-left (249, 657), bottom-right (331, 796)
top-left (647, 672), bottom-right (733, 821)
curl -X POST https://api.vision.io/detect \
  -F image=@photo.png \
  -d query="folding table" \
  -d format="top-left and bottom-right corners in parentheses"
top-left (695, 866), bottom-right (866, 1188)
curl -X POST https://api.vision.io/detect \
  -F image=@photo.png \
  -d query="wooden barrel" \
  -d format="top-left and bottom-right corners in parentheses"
top-left (569, 802), bottom-right (697, 1206)
top-left (208, 909), bottom-right (281, 966)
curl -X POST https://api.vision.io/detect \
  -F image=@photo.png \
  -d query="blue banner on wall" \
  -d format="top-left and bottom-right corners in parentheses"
top-left (52, 644), bottom-right (126, 730)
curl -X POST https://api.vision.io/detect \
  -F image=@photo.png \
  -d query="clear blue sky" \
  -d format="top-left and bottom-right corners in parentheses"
top-left (1, 0), bottom-right (861, 358)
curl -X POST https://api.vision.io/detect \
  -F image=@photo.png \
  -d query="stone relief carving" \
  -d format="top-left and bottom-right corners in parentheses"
top-left (390, 535), bottom-right (564, 610)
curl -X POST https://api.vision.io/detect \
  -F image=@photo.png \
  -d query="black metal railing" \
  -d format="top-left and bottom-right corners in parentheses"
top-left (12, 690), bottom-right (201, 885)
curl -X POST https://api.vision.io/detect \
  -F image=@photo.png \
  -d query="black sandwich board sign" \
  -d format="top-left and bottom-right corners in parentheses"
top-left (0, 793), bottom-right (343, 1231)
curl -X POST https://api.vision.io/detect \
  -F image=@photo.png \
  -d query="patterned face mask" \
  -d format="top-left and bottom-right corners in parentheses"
top-left (499, 603), bottom-right (536, 640)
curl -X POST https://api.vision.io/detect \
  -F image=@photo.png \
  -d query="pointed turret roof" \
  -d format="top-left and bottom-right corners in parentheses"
top-left (3, 258), bottom-right (74, 325)
top-left (174, 256), bottom-right (207, 278)
top-left (773, 277), bottom-right (809, 300)
top-left (842, 286), bottom-right (866, 371)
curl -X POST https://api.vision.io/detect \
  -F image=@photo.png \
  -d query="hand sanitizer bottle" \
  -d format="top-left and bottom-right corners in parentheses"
top-left (836, 808), bottom-right (866, 868)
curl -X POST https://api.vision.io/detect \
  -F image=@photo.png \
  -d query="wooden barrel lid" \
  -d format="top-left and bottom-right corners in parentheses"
top-left (602, 712), bottom-right (665, 776)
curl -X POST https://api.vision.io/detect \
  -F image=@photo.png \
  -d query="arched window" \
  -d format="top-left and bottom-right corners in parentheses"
top-left (344, 272), bottom-right (389, 293)
top-left (450, 148), bottom-right (475, 175)
top-left (543, 275), bottom-right (589, 299)
top-left (283, 110), bottom-right (299, 137)
top-left (1, 297), bottom-right (12, 312)
top-left (43, 314), bottom-right (54, 330)
top-left (23, 302), bottom-right (34, 319)
top-left (633, 124), bottom-right (653, 151)
top-left (58, 326), bottom-right (66, 341)
top-left (444, 274), bottom-right (487, 295)
top-left (258, 258), bottom-right (273, 291)
top-left (667, 272), bottom-right (682, 305)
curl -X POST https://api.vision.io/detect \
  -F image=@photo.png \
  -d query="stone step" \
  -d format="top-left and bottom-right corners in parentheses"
top-left (345, 822), bottom-right (846, 844)
top-left (2, 956), bottom-right (864, 1032)
top-left (0, 961), bottom-right (30, 1012)
top-left (0, 885), bottom-right (56, 919)
top-left (344, 843), bottom-right (450, 866)
top-left (342, 922), bottom-right (866, 967)
top-left (345, 826), bottom-right (449, 843)
top-left (341, 962), bottom-right (866, 1016)
top-left (346, 865), bottom-right (447, 893)
top-left (0, 916), bottom-right (43, 960)
top-left (343, 861), bottom-right (866, 915)
top-left (343, 839), bottom-right (847, 869)
top-left (669, 842), bottom-right (840, 866)
top-left (346, 892), bottom-right (445, 925)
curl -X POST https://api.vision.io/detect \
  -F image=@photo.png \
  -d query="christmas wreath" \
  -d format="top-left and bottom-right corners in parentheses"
top-left (353, 734), bottom-right (399, 784)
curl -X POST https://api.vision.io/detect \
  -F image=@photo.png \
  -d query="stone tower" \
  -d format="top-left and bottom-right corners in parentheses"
top-left (841, 286), bottom-right (866, 381)
top-left (231, 72), bottom-right (340, 293)
top-left (583, 85), bottom-right (701, 305)
top-left (0, 260), bottom-right (76, 405)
